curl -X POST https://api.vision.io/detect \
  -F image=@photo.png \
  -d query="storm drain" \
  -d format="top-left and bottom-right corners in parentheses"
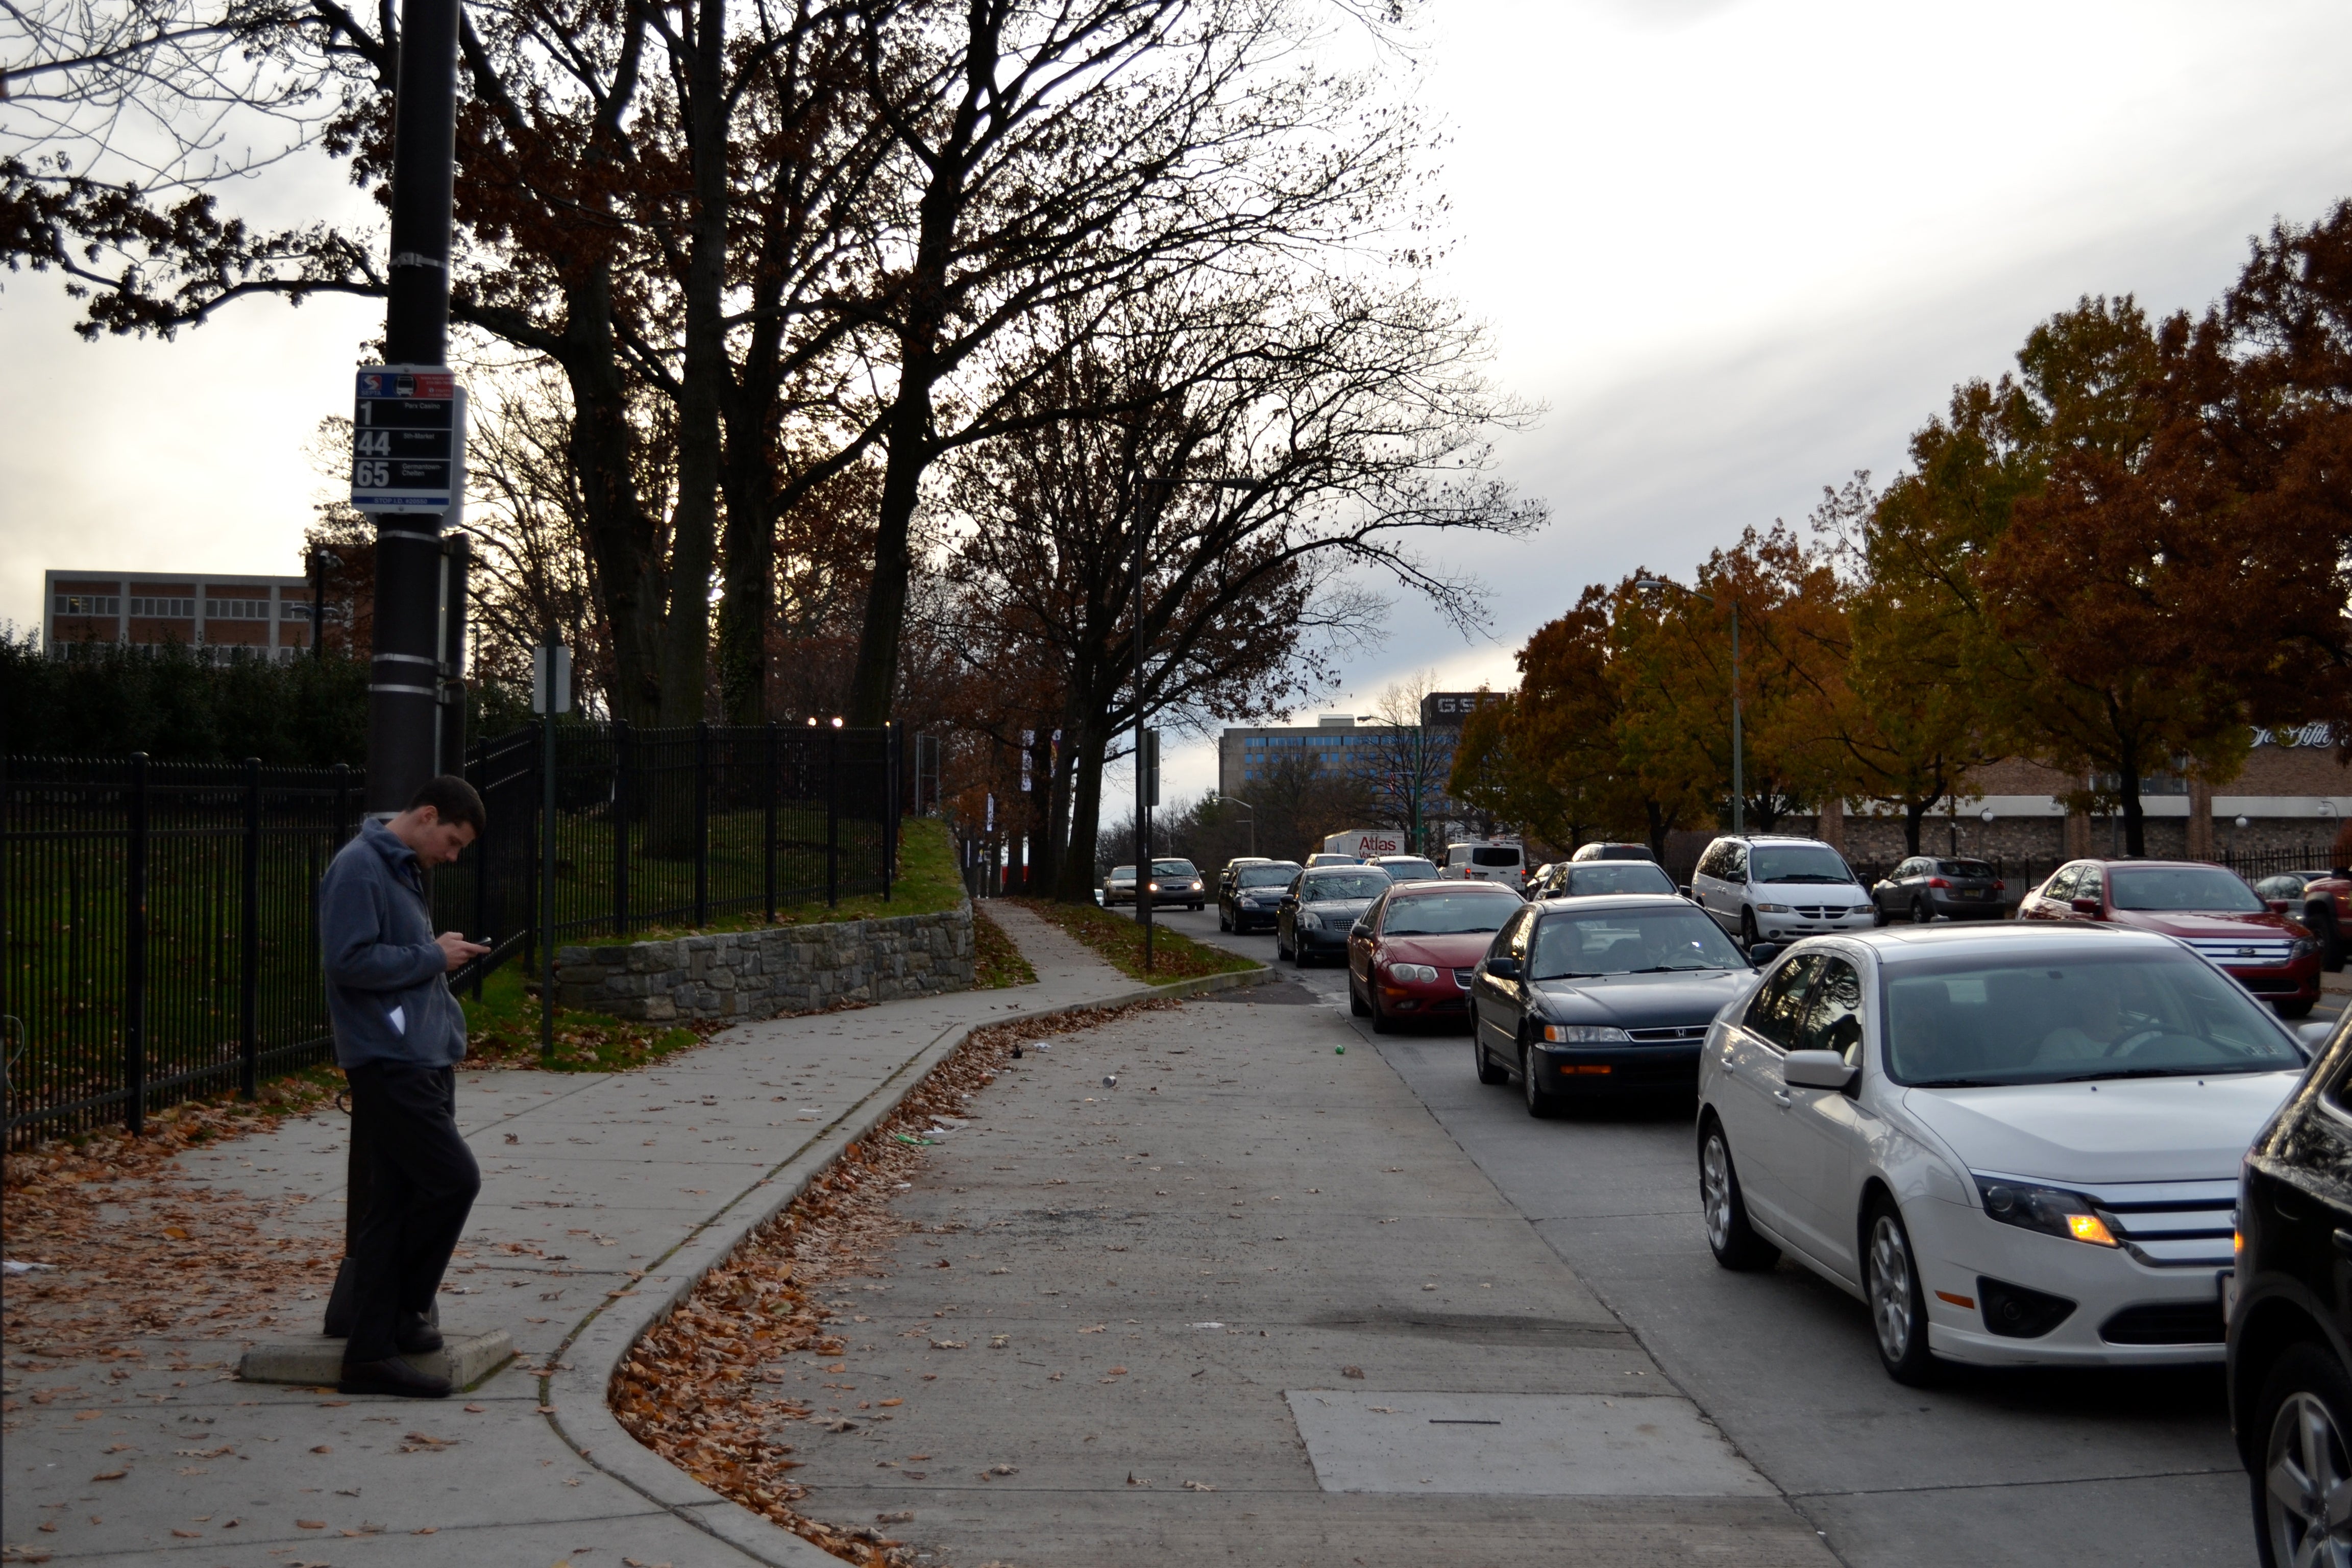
top-left (1284, 1390), bottom-right (1775, 1497)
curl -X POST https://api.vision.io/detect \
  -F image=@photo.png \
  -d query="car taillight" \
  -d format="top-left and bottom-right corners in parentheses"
top-left (1994, 879), bottom-right (2006, 891)
top-left (1927, 877), bottom-right (1949, 888)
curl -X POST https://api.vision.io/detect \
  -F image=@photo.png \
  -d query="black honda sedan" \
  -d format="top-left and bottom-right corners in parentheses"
top-left (1468, 894), bottom-right (1766, 1116)
top-left (1277, 865), bottom-right (1391, 965)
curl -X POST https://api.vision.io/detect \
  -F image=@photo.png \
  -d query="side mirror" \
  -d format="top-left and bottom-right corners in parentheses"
top-left (2299, 1019), bottom-right (2337, 1049)
top-left (1748, 942), bottom-right (1785, 966)
top-left (2267, 898), bottom-right (2292, 916)
top-left (1486, 955), bottom-right (1521, 981)
top-left (1678, 885), bottom-right (1694, 898)
top-left (1784, 1049), bottom-right (1858, 1091)
top-left (2070, 896), bottom-right (2102, 916)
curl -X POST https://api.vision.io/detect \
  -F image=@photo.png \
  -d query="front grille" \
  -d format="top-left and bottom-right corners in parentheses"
top-left (2183, 937), bottom-right (2294, 967)
top-left (1626, 1024), bottom-right (1709, 1043)
top-left (2057, 1176), bottom-right (2237, 1268)
top-left (2100, 1301), bottom-right (2225, 1345)
top-left (1793, 905), bottom-right (1862, 919)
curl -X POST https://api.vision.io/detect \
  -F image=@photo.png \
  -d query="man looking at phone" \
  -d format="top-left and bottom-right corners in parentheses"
top-left (320, 775), bottom-right (492, 1398)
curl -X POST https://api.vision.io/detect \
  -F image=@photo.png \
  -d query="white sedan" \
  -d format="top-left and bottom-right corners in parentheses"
top-left (1695, 923), bottom-right (2313, 1384)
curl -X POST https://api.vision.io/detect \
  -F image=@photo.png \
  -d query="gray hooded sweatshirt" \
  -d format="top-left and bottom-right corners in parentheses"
top-left (320, 817), bottom-right (469, 1070)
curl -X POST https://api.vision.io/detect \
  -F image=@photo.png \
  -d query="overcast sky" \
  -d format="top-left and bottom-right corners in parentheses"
top-left (6, 0), bottom-right (2351, 802)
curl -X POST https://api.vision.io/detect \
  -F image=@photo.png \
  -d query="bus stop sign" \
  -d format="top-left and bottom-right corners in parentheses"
top-left (351, 366), bottom-right (464, 513)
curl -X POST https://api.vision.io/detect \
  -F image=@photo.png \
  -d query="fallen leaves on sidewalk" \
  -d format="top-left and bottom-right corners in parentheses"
top-left (610, 997), bottom-right (1181, 1567)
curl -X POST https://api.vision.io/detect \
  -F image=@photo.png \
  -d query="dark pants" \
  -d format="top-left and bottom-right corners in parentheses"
top-left (342, 1062), bottom-right (480, 1364)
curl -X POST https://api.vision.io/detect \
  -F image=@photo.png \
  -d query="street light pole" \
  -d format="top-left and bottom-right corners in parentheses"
top-left (1214, 795), bottom-right (1255, 858)
top-left (1637, 578), bottom-right (1743, 834)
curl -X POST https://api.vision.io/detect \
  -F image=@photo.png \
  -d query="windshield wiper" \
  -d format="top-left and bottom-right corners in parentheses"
top-left (1909, 1077), bottom-right (2008, 1088)
top-left (1764, 874), bottom-right (1849, 884)
top-left (1627, 964), bottom-right (1720, 973)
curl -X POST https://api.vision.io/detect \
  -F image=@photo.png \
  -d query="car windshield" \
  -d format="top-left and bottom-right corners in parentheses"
top-left (1531, 906), bottom-right (1746, 978)
top-left (2109, 866), bottom-right (2265, 913)
top-left (1750, 845), bottom-right (1855, 885)
top-left (1303, 870), bottom-right (1390, 901)
top-left (1883, 950), bottom-right (2303, 1088)
top-left (1936, 860), bottom-right (1995, 878)
top-left (1563, 863), bottom-right (1678, 897)
top-left (1152, 860), bottom-right (1196, 878)
top-left (1376, 857), bottom-right (1440, 881)
top-left (1237, 864), bottom-right (1298, 888)
top-left (1382, 891), bottom-right (1521, 936)
top-left (1111, 866), bottom-right (1135, 880)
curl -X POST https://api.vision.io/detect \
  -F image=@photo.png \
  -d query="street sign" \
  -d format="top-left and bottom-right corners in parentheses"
top-left (1141, 728), bottom-right (1160, 806)
top-left (531, 643), bottom-right (572, 714)
top-left (351, 365), bottom-right (465, 513)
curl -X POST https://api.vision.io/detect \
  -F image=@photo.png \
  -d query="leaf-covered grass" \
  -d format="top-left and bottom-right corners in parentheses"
top-left (971, 903), bottom-right (1037, 988)
top-left (458, 960), bottom-right (714, 1072)
top-left (615, 815), bottom-right (966, 940)
top-left (1006, 897), bottom-right (1259, 983)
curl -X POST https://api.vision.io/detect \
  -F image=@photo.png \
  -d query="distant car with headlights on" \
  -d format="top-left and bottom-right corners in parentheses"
top-left (1219, 860), bottom-right (1303, 934)
top-left (1277, 865), bottom-right (1391, 965)
top-left (1141, 857), bottom-right (1206, 911)
top-left (1696, 923), bottom-right (2309, 1386)
top-left (1346, 880), bottom-right (1525, 1031)
top-left (1469, 894), bottom-right (1765, 1114)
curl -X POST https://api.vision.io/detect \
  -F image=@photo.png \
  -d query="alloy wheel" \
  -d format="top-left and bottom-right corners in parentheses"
top-left (1868, 1214), bottom-right (1916, 1363)
top-left (1701, 1134), bottom-right (1735, 1253)
top-left (2267, 1390), bottom-right (2352, 1568)
top-left (1910, 897), bottom-right (1933, 925)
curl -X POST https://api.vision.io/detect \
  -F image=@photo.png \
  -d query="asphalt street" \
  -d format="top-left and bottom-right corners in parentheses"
top-left (1159, 901), bottom-right (2339, 1568)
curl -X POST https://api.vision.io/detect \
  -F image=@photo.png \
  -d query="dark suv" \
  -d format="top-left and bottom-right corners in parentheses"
top-left (2227, 1010), bottom-right (2352, 1566)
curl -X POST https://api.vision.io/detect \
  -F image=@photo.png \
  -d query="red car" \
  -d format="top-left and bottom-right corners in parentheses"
top-left (2016, 858), bottom-right (2321, 1017)
top-left (1346, 881), bottom-right (1525, 1033)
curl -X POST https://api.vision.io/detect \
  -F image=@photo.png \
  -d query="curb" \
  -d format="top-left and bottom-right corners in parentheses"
top-left (539, 962), bottom-right (1273, 1566)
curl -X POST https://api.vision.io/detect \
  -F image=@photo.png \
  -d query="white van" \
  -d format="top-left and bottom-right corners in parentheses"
top-left (1443, 840), bottom-right (1526, 888)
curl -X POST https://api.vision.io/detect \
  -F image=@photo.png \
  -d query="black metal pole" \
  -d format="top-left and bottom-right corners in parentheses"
top-left (763, 722), bottom-right (778, 923)
top-left (239, 757), bottom-right (261, 1101)
top-left (826, 726), bottom-right (841, 909)
top-left (612, 719), bottom-right (630, 937)
top-left (1134, 488), bottom-right (1152, 973)
top-left (884, 724), bottom-right (897, 902)
top-left (310, 551), bottom-right (330, 661)
top-left (436, 534), bottom-right (471, 775)
top-left (362, 0), bottom-right (462, 814)
top-left (541, 695), bottom-right (557, 1060)
top-left (124, 752), bottom-right (149, 1135)
top-left (693, 721), bottom-right (710, 927)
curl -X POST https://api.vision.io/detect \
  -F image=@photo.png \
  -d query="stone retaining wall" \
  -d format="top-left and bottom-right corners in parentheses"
top-left (553, 902), bottom-right (974, 1021)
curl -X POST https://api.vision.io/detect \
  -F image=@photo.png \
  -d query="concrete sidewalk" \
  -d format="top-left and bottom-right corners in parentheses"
top-left (1, 901), bottom-right (1254, 1565)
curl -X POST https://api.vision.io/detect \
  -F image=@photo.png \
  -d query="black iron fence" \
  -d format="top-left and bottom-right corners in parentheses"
top-left (1847, 844), bottom-right (2335, 900)
top-left (3, 722), bottom-right (901, 1145)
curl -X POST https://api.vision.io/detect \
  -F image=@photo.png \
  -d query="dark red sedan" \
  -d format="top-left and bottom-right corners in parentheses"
top-left (1346, 881), bottom-right (1525, 1033)
top-left (2017, 858), bottom-right (2321, 1017)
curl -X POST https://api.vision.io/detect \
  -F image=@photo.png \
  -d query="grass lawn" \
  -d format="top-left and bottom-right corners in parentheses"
top-left (459, 961), bottom-right (713, 1071)
top-left (611, 815), bottom-right (965, 940)
top-left (1006, 897), bottom-right (1259, 983)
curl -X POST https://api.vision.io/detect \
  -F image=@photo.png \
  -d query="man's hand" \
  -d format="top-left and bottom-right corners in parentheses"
top-left (437, 931), bottom-right (492, 972)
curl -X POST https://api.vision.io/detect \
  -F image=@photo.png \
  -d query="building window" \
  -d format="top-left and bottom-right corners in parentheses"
top-left (204, 598), bottom-right (271, 620)
top-left (128, 597), bottom-right (195, 618)
top-left (54, 594), bottom-right (121, 617)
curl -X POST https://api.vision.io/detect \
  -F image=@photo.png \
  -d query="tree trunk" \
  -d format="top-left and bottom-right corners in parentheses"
top-left (845, 350), bottom-right (933, 726)
top-left (559, 265), bottom-right (664, 725)
top-left (1057, 720), bottom-right (1108, 903)
top-left (2117, 750), bottom-right (2146, 858)
top-left (1902, 799), bottom-right (1927, 856)
top-left (656, 0), bottom-right (728, 729)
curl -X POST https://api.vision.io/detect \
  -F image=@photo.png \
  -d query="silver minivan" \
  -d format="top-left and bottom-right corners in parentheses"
top-left (1689, 834), bottom-right (1875, 948)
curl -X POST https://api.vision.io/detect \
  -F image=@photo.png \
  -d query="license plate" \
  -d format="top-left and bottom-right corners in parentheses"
top-left (2221, 1268), bottom-right (2238, 1322)
top-left (1957, 889), bottom-right (1984, 899)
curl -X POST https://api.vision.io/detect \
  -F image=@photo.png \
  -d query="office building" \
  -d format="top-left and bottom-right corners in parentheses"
top-left (43, 569), bottom-right (324, 660)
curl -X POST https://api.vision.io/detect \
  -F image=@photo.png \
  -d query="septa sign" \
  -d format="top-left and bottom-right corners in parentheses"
top-left (351, 365), bottom-right (465, 513)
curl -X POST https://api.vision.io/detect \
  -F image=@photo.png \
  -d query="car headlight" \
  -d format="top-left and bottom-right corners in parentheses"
top-left (1387, 962), bottom-right (1438, 984)
top-left (2293, 937), bottom-right (2319, 959)
top-left (1972, 1175), bottom-right (2118, 1247)
top-left (1190, 880), bottom-right (1203, 890)
top-left (1147, 881), bottom-right (1160, 892)
top-left (1754, 903), bottom-right (1791, 914)
top-left (1540, 1024), bottom-right (1632, 1043)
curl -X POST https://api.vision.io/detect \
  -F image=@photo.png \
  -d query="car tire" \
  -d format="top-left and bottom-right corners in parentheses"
top-left (1865, 1196), bottom-right (1940, 1386)
top-left (1217, 905), bottom-right (1231, 933)
top-left (2252, 1341), bottom-right (2352, 1568)
top-left (1738, 908), bottom-right (1760, 950)
top-left (1872, 899), bottom-right (1890, 928)
top-left (2277, 998), bottom-right (2317, 1020)
top-left (2311, 908), bottom-right (2345, 973)
top-left (1698, 1119), bottom-right (1777, 1271)
top-left (1520, 1041), bottom-right (1557, 1119)
top-left (1909, 897), bottom-right (1933, 925)
top-left (1369, 982), bottom-right (1395, 1035)
top-left (1276, 926), bottom-right (1291, 961)
top-left (1474, 1031), bottom-right (1508, 1084)
top-left (1350, 975), bottom-right (1370, 1017)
